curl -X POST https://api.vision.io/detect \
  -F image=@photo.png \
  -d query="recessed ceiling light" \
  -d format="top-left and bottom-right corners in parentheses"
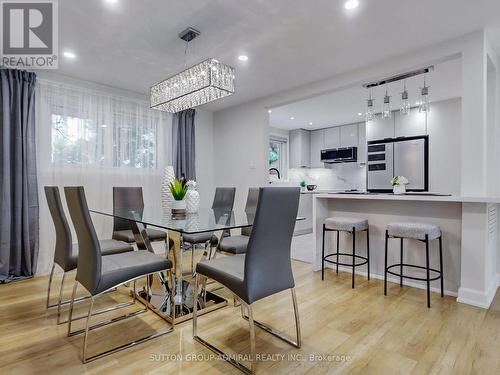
top-left (238, 55), bottom-right (248, 61)
top-left (289, 116), bottom-right (295, 120)
top-left (105, 0), bottom-right (118, 3)
top-left (344, 0), bottom-right (359, 10)
top-left (63, 51), bottom-right (76, 59)
top-left (357, 112), bottom-right (362, 116)
top-left (267, 109), bottom-right (272, 113)
top-left (309, 122), bottom-right (313, 126)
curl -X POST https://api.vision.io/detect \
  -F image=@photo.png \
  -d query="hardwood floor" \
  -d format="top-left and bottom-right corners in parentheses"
top-left (1, 258), bottom-right (500, 375)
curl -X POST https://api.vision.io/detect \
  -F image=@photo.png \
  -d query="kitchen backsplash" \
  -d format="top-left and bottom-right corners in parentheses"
top-left (288, 164), bottom-right (366, 191)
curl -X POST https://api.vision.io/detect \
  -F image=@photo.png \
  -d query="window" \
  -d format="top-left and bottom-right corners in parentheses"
top-left (49, 111), bottom-right (159, 169)
top-left (269, 135), bottom-right (288, 180)
top-left (113, 123), bottom-right (156, 168)
top-left (51, 115), bottom-right (105, 166)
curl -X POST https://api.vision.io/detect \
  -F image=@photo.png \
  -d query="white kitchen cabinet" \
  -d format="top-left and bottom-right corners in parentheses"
top-left (324, 126), bottom-right (340, 149)
top-left (289, 129), bottom-right (311, 168)
top-left (394, 110), bottom-right (427, 137)
top-left (357, 122), bottom-right (367, 163)
top-left (340, 124), bottom-right (358, 147)
top-left (294, 193), bottom-right (313, 235)
top-left (310, 129), bottom-right (324, 168)
top-left (366, 116), bottom-right (395, 141)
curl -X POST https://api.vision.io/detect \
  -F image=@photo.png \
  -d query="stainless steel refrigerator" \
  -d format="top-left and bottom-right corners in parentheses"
top-left (367, 136), bottom-right (428, 192)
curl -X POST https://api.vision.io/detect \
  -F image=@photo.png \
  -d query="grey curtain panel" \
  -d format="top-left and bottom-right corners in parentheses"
top-left (0, 69), bottom-right (39, 283)
top-left (172, 108), bottom-right (196, 180)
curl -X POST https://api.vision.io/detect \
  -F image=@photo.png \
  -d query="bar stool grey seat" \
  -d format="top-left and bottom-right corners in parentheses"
top-left (218, 188), bottom-right (259, 255)
top-left (321, 217), bottom-right (370, 288)
top-left (64, 186), bottom-right (175, 363)
top-left (384, 222), bottom-right (443, 308)
top-left (44, 186), bottom-right (134, 324)
top-left (112, 187), bottom-right (174, 250)
top-left (183, 187), bottom-right (236, 273)
top-left (193, 187), bottom-right (301, 375)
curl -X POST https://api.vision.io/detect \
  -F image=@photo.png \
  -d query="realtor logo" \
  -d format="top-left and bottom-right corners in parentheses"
top-left (1, 0), bottom-right (58, 69)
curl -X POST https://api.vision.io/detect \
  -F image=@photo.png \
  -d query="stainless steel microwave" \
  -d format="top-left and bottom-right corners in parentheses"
top-left (320, 147), bottom-right (357, 163)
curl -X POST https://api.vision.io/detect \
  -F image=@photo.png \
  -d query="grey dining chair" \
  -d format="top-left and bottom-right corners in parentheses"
top-left (218, 187), bottom-right (260, 255)
top-left (112, 187), bottom-right (174, 250)
top-left (183, 187), bottom-right (236, 274)
top-left (44, 186), bottom-right (134, 324)
top-left (193, 187), bottom-right (301, 375)
top-left (64, 186), bottom-right (175, 363)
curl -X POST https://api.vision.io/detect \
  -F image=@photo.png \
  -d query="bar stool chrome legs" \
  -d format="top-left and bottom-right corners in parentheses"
top-left (384, 224), bottom-right (444, 308)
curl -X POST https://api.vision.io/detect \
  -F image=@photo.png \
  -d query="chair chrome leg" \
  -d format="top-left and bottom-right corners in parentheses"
top-left (193, 275), bottom-right (254, 374)
top-left (67, 280), bottom-right (78, 337)
top-left (46, 264), bottom-right (55, 308)
top-left (59, 279), bottom-right (135, 326)
top-left (191, 244), bottom-right (195, 276)
top-left (56, 271), bottom-right (67, 324)
top-left (247, 304), bottom-right (257, 375)
top-left (78, 273), bottom-right (174, 363)
top-left (240, 299), bottom-right (246, 318)
top-left (241, 288), bottom-right (301, 348)
top-left (291, 288), bottom-right (302, 348)
top-left (192, 274), bottom-right (199, 337)
top-left (82, 296), bottom-right (95, 363)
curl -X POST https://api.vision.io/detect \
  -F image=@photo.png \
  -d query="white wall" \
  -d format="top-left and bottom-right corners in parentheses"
top-left (428, 98), bottom-right (462, 194)
top-left (213, 102), bottom-right (269, 211)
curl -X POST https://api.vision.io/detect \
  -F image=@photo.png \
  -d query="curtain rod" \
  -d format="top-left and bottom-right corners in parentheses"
top-left (362, 66), bottom-right (434, 89)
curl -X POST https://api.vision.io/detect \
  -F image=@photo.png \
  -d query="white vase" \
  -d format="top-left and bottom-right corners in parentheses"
top-left (393, 184), bottom-right (406, 194)
top-left (161, 166), bottom-right (176, 209)
top-left (185, 181), bottom-right (200, 213)
top-left (172, 200), bottom-right (186, 210)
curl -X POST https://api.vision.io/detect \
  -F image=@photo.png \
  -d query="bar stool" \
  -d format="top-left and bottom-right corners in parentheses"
top-left (384, 222), bottom-right (443, 308)
top-left (321, 217), bottom-right (370, 288)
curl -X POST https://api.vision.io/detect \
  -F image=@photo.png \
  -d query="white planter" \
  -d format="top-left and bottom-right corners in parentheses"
top-left (393, 184), bottom-right (406, 195)
top-left (171, 200), bottom-right (186, 210)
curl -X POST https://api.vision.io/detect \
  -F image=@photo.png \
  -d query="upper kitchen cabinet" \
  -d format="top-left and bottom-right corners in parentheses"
top-left (366, 116), bottom-right (395, 141)
top-left (324, 126), bottom-right (340, 149)
top-left (394, 110), bottom-right (427, 137)
top-left (310, 129), bottom-right (324, 168)
top-left (290, 129), bottom-right (311, 168)
top-left (340, 124), bottom-right (358, 147)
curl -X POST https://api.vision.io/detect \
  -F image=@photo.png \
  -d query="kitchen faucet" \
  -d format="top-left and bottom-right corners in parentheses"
top-left (269, 168), bottom-right (281, 179)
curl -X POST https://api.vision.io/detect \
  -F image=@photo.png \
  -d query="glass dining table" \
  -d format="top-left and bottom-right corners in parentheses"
top-left (90, 206), bottom-right (260, 324)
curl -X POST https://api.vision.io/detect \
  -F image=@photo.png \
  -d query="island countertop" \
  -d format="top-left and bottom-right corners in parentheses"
top-left (315, 192), bottom-right (500, 204)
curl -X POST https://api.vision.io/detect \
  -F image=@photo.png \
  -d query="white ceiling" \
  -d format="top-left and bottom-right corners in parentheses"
top-left (269, 58), bottom-right (462, 130)
top-left (52, 0), bottom-right (500, 111)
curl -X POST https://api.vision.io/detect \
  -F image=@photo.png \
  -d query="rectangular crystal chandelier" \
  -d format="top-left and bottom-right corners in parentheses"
top-left (150, 58), bottom-right (235, 113)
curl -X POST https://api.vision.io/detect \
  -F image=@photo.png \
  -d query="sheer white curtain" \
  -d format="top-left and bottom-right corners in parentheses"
top-left (36, 80), bottom-right (172, 275)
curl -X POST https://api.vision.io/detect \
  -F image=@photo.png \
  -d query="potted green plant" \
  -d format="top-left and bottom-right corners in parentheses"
top-left (390, 176), bottom-right (409, 194)
top-left (169, 178), bottom-right (188, 214)
top-left (299, 180), bottom-right (306, 192)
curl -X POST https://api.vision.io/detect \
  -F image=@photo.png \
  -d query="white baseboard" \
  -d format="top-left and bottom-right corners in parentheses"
top-left (457, 279), bottom-right (498, 309)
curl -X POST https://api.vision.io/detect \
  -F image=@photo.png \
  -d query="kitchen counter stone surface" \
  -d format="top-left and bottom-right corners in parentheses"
top-left (316, 192), bottom-right (500, 203)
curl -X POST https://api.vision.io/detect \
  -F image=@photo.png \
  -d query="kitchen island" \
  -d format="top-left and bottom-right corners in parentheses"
top-left (313, 193), bottom-right (500, 308)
